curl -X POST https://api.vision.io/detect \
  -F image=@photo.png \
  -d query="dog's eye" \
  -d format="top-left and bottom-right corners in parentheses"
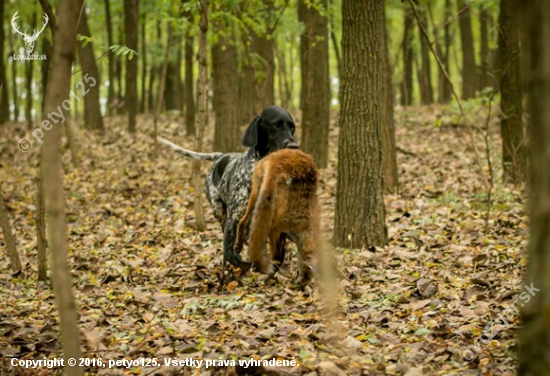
top-left (273, 121), bottom-right (282, 128)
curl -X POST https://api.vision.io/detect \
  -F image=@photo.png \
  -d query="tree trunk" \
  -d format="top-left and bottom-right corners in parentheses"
top-left (9, 34), bottom-right (19, 121)
top-left (41, 36), bottom-right (52, 113)
top-left (37, 173), bottom-right (48, 281)
top-left (40, 0), bottom-right (84, 373)
top-left (184, 30), bottom-right (195, 135)
top-left (77, 10), bottom-right (104, 132)
top-left (498, 0), bottom-right (525, 184)
top-left (115, 26), bottom-right (124, 114)
top-left (298, 0), bottom-right (330, 168)
top-left (457, 0), bottom-right (477, 99)
top-left (382, 12), bottom-right (398, 194)
top-left (140, 13), bottom-right (147, 113)
top-left (153, 22), bottom-right (172, 158)
top-left (0, 183), bottom-right (22, 274)
top-left (124, 0), bottom-right (138, 132)
top-left (238, 51), bottom-right (257, 125)
top-left (334, 0), bottom-right (387, 249)
top-left (401, 7), bottom-right (414, 106)
top-left (417, 8), bottom-right (434, 105)
top-left (104, 0), bottom-right (116, 115)
top-left (252, 33), bottom-right (275, 113)
top-left (518, 0), bottom-right (550, 374)
top-left (193, 0), bottom-right (208, 231)
top-left (212, 31), bottom-right (239, 152)
top-left (440, 0), bottom-right (452, 103)
top-left (164, 32), bottom-right (183, 112)
top-left (479, 7), bottom-right (491, 91)
top-left (0, 0), bottom-right (9, 124)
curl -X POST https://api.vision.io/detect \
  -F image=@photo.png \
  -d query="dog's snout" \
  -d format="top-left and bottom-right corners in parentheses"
top-left (284, 140), bottom-right (299, 149)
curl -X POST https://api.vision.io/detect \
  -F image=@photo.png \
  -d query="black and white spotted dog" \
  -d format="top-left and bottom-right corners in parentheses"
top-left (159, 106), bottom-right (298, 269)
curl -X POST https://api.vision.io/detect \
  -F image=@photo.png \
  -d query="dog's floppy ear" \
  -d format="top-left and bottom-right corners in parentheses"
top-left (242, 116), bottom-right (260, 147)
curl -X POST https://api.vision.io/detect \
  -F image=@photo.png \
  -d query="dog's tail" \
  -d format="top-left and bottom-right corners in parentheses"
top-left (157, 137), bottom-right (223, 161)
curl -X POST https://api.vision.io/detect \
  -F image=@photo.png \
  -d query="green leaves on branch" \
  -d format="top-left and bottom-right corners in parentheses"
top-left (109, 45), bottom-right (139, 60)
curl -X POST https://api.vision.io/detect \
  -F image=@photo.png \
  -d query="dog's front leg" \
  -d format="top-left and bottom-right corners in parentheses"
top-left (223, 219), bottom-right (251, 272)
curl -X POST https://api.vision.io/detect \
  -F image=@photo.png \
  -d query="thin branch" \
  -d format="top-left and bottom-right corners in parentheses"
top-left (38, 0), bottom-right (57, 35)
top-left (406, 0), bottom-right (490, 191)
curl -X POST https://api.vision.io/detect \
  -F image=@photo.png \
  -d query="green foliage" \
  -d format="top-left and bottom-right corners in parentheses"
top-left (109, 45), bottom-right (139, 60)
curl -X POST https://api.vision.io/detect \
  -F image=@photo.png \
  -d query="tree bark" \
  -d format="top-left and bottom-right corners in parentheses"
top-left (37, 173), bottom-right (48, 281)
top-left (9, 34), bottom-right (19, 121)
top-left (0, 0), bottom-right (9, 124)
top-left (164, 32), bottom-right (183, 112)
top-left (124, 0), bottom-right (139, 133)
top-left (184, 29), bottom-right (195, 135)
top-left (457, 0), bottom-right (477, 99)
top-left (299, 0), bottom-right (330, 168)
top-left (401, 7), bottom-right (414, 106)
top-left (212, 30), bottom-right (239, 153)
top-left (77, 10), bottom-right (104, 132)
top-left (252, 33), bottom-right (275, 112)
top-left (417, 8), bottom-right (434, 105)
top-left (40, 0), bottom-right (84, 373)
top-left (41, 36), bottom-right (52, 113)
top-left (104, 0), bottom-right (116, 115)
top-left (334, 0), bottom-right (387, 248)
top-left (479, 7), bottom-right (491, 91)
top-left (498, 0), bottom-right (525, 184)
top-left (382, 12), bottom-right (398, 193)
top-left (140, 13), bottom-right (147, 113)
top-left (440, 0), bottom-right (452, 103)
top-left (193, 0), bottom-right (208, 231)
top-left (518, 0), bottom-right (550, 374)
top-left (0, 183), bottom-right (22, 274)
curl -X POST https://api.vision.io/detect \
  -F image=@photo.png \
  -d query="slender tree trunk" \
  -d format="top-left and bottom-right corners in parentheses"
top-left (9, 34), bottom-right (19, 121)
top-left (518, 0), bottom-right (550, 374)
top-left (184, 29), bottom-right (195, 135)
top-left (212, 30), bottom-right (239, 152)
top-left (154, 23), bottom-right (172, 158)
top-left (140, 13), bottom-right (147, 113)
top-left (40, 0), bottom-right (84, 373)
top-left (299, 0), bottom-right (330, 168)
top-left (193, 0), bottom-right (208, 231)
top-left (498, 0), bottom-right (525, 184)
top-left (0, 0), bottom-right (9, 124)
top-left (252, 33), bottom-right (275, 112)
top-left (401, 7), bottom-right (414, 106)
top-left (238, 50), bottom-right (257, 125)
top-left (334, 0), bottom-right (387, 248)
top-left (104, 0), bottom-right (115, 115)
top-left (479, 7), bottom-right (491, 91)
top-left (382, 13), bottom-right (398, 193)
top-left (125, 0), bottom-right (138, 132)
top-left (457, 0), bottom-right (477, 99)
top-left (148, 65), bottom-right (156, 116)
top-left (417, 8), bottom-right (434, 105)
top-left (77, 10), bottom-right (104, 132)
top-left (41, 36), bottom-right (52, 113)
top-left (37, 173), bottom-right (47, 281)
top-left (0, 183), bottom-right (22, 274)
top-left (115, 25), bottom-right (124, 114)
top-left (164, 32), bottom-right (183, 112)
top-left (440, 0), bottom-right (452, 103)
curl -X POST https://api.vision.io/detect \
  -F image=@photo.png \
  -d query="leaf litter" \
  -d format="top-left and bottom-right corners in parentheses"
top-left (0, 106), bottom-right (526, 375)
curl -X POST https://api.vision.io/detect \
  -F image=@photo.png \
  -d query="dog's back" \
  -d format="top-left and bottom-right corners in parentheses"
top-left (236, 149), bottom-right (320, 284)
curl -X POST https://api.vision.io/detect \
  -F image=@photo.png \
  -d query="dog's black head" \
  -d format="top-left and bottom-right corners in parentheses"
top-left (242, 106), bottom-right (298, 157)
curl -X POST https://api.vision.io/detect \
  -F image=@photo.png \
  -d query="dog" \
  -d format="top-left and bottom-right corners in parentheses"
top-left (158, 106), bottom-right (298, 269)
top-left (234, 149), bottom-right (321, 285)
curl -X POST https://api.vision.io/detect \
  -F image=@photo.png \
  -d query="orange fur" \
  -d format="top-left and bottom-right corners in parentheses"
top-left (235, 149), bottom-right (321, 285)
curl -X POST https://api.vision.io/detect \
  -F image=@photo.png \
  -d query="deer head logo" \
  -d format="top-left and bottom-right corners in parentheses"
top-left (11, 11), bottom-right (49, 55)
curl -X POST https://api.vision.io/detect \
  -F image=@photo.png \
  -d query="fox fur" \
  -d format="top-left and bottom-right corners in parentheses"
top-left (235, 149), bottom-right (321, 284)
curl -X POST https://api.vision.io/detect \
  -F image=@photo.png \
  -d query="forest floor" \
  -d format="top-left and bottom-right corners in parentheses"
top-left (0, 104), bottom-right (526, 376)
